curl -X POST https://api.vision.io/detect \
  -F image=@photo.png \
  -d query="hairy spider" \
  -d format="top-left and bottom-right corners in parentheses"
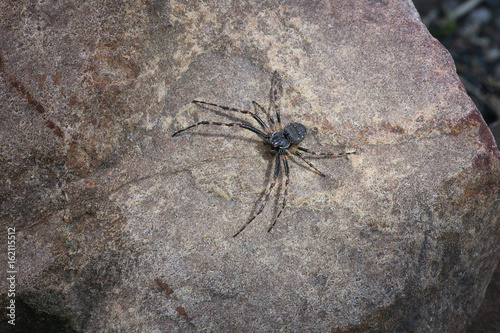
top-left (172, 71), bottom-right (355, 236)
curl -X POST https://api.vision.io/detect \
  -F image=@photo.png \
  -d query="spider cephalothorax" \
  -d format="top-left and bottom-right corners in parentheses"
top-left (172, 71), bottom-right (355, 236)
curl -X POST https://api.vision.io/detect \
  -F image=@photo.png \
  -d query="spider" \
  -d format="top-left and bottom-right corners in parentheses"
top-left (172, 71), bottom-right (355, 237)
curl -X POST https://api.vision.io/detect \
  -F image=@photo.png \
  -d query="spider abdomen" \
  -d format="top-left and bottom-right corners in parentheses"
top-left (284, 123), bottom-right (307, 144)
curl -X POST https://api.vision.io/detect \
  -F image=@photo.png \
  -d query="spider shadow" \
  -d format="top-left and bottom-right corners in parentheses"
top-left (190, 132), bottom-right (283, 232)
top-left (244, 151), bottom-right (285, 231)
top-left (190, 100), bottom-right (260, 125)
top-left (182, 131), bottom-right (263, 146)
top-left (244, 146), bottom-right (347, 229)
top-left (180, 101), bottom-right (268, 145)
top-left (293, 144), bottom-right (354, 176)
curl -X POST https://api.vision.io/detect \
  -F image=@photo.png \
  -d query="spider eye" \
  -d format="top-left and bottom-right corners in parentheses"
top-left (284, 123), bottom-right (306, 144)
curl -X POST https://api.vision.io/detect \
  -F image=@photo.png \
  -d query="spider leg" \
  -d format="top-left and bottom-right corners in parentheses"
top-left (172, 121), bottom-right (267, 137)
top-left (292, 150), bottom-right (326, 177)
top-left (268, 154), bottom-right (290, 233)
top-left (233, 151), bottom-right (282, 237)
top-left (192, 100), bottom-right (270, 132)
top-left (296, 146), bottom-right (357, 157)
top-left (269, 70), bottom-right (283, 131)
top-left (252, 101), bottom-right (275, 132)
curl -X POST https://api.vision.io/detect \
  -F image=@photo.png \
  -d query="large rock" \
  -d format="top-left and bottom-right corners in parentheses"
top-left (1, 0), bottom-right (499, 332)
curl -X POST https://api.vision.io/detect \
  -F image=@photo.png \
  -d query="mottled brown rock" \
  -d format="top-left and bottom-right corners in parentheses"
top-left (1, 1), bottom-right (499, 332)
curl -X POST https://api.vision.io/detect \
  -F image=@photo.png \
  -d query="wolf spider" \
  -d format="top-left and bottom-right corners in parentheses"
top-left (172, 71), bottom-right (355, 236)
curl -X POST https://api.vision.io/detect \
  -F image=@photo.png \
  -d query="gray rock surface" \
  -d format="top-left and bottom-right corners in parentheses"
top-left (1, 0), bottom-right (499, 332)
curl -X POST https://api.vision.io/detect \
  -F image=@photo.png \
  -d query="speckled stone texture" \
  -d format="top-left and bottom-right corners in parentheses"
top-left (1, 1), bottom-right (499, 332)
